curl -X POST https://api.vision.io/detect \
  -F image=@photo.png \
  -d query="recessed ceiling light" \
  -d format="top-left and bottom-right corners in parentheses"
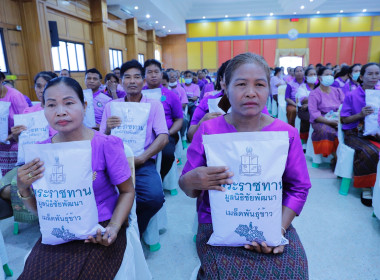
top-left (293, 12), bottom-right (297, 15)
top-left (155, 21), bottom-right (159, 24)
top-left (310, 0), bottom-right (313, 2)
top-left (134, 6), bottom-right (138, 10)
top-left (300, 5), bottom-right (305, 9)
top-left (247, 13), bottom-right (251, 17)
top-left (225, 15), bottom-right (228, 18)
top-left (146, 14), bottom-right (150, 18)
top-left (168, 30), bottom-right (171, 32)
top-left (316, 11), bottom-right (320, 14)
top-left (202, 16), bottom-right (206, 19)
top-left (269, 12), bottom-right (274, 16)
top-left (162, 25), bottom-right (166, 29)
top-left (340, 10), bottom-right (344, 13)
top-left (363, 9), bottom-right (367, 12)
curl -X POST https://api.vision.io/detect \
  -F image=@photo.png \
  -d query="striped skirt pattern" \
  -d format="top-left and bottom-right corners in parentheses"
top-left (311, 122), bottom-right (338, 157)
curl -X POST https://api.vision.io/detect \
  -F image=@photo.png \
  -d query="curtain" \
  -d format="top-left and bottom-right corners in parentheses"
top-left (275, 48), bottom-right (309, 67)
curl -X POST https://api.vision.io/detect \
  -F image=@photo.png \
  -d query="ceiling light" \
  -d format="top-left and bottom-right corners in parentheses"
top-left (202, 16), bottom-right (206, 19)
top-left (155, 21), bottom-right (159, 24)
top-left (293, 12), bottom-right (297, 15)
top-left (168, 30), bottom-right (171, 32)
top-left (247, 13), bottom-right (251, 17)
top-left (225, 15), bottom-right (228, 18)
top-left (316, 11), bottom-right (320, 14)
top-left (146, 14), bottom-right (150, 18)
top-left (134, 6), bottom-right (138, 10)
top-left (269, 12), bottom-right (274, 16)
top-left (162, 25), bottom-right (166, 29)
top-left (300, 5), bottom-right (305, 9)
top-left (363, 9), bottom-right (367, 12)
top-left (340, 10), bottom-right (344, 13)
top-left (310, 0), bottom-right (313, 2)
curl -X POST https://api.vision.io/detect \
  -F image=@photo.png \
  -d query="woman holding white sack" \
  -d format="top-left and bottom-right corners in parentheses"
top-left (179, 53), bottom-right (311, 279)
top-left (17, 77), bottom-right (135, 279)
top-left (341, 63), bottom-right (380, 207)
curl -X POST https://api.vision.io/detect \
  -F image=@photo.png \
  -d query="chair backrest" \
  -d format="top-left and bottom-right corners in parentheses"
top-left (277, 85), bottom-right (287, 105)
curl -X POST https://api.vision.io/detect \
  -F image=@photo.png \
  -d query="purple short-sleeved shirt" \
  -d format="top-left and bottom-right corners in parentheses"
top-left (308, 86), bottom-right (345, 123)
top-left (270, 76), bottom-right (285, 96)
top-left (340, 87), bottom-right (366, 130)
top-left (342, 80), bottom-right (360, 94)
top-left (99, 95), bottom-right (169, 158)
top-left (200, 82), bottom-right (215, 100)
top-left (104, 89), bottom-right (126, 99)
top-left (93, 90), bottom-right (112, 125)
top-left (170, 85), bottom-right (188, 104)
top-left (0, 86), bottom-right (28, 131)
top-left (142, 85), bottom-right (183, 130)
top-left (182, 116), bottom-right (311, 224)
top-left (182, 83), bottom-right (200, 99)
top-left (23, 103), bottom-right (57, 136)
top-left (39, 131), bottom-right (131, 222)
top-left (331, 77), bottom-right (347, 89)
top-left (285, 80), bottom-right (305, 103)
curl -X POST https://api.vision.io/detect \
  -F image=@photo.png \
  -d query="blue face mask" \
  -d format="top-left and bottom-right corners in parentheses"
top-left (352, 72), bottom-right (360, 81)
top-left (185, 78), bottom-right (192, 84)
top-left (321, 75), bottom-right (334, 86)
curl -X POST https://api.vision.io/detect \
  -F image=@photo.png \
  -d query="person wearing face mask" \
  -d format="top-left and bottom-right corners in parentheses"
top-left (182, 70), bottom-right (201, 120)
top-left (285, 66), bottom-right (305, 127)
top-left (308, 66), bottom-right (345, 168)
top-left (340, 63), bottom-right (380, 207)
top-left (343, 64), bottom-right (361, 93)
top-left (295, 67), bottom-right (318, 142)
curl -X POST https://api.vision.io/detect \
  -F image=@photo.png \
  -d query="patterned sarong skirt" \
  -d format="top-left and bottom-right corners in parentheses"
top-left (311, 122), bottom-right (338, 157)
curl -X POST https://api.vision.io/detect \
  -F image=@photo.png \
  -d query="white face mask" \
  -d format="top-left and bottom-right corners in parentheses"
top-left (321, 75), bottom-right (334, 87)
top-left (185, 78), bottom-right (192, 84)
top-left (168, 82), bottom-right (177, 87)
top-left (306, 76), bottom-right (317, 84)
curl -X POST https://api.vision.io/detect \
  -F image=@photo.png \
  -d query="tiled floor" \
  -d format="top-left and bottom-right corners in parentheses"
top-left (1, 157), bottom-right (380, 280)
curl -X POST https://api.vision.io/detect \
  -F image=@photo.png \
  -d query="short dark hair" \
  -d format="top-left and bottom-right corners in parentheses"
top-left (317, 66), bottom-right (330, 76)
top-left (184, 70), bottom-right (193, 77)
top-left (85, 68), bottom-right (102, 80)
top-left (144, 59), bottom-right (162, 73)
top-left (113, 67), bottom-right (120, 71)
top-left (104, 73), bottom-right (119, 83)
top-left (120, 59), bottom-right (144, 77)
top-left (215, 59), bottom-right (230, 90)
top-left (42, 77), bottom-right (84, 105)
top-left (34, 71), bottom-right (58, 85)
top-left (316, 63), bottom-right (323, 68)
top-left (0, 71), bottom-right (5, 81)
top-left (162, 72), bottom-right (169, 82)
top-left (274, 67), bottom-right (282, 76)
top-left (334, 65), bottom-right (350, 79)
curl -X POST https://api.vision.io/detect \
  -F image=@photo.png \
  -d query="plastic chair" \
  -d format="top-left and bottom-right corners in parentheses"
top-left (305, 125), bottom-right (333, 168)
top-left (373, 155), bottom-right (380, 219)
top-left (142, 152), bottom-right (167, 252)
top-left (266, 96), bottom-right (272, 115)
top-left (162, 132), bottom-right (181, 196)
top-left (0, 231), bottom-right (13, 279)
top-left (271, 98), bottom-right (278, 118)
top-left (277, 85), bottom-right (287, 123)
top-left (334, 123), bottom-right (355, 195)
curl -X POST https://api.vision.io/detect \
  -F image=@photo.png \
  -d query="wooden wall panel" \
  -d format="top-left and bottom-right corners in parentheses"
top-left (248, 40), bottom-right (261, 55)
top-left (138, 28), bottom-right (148, 41)
top-left (7, 30), bottom-right (28, 75)
top-left (45, 0), bottom-right (91, 21)
top-left (233, 40), bottom-right (247, 57)
top-left (262, 39), bottom-right (276, 67)
top-left (309, 38), bottom-right (323, 65)
top-left (323, 37), bottom-right (338, 65)
top-left (339, 37), bottom-right (354, 65)
top-left (107, 13), bottom-right (127, 34)
top-left (67, 18), bottom-right (85, 41)
top-left (161, 34), bottom-right (187, 70)
top-left (354, 37), bottom-right (370, 64)
top-left (2, 0), bottom-right (22, 26)
top-left (46, 12), bottom-right (67, 37)
top-left (218, 41), bottom-right (231, 67)
top-left (138, 39), bottom-right (147, 55)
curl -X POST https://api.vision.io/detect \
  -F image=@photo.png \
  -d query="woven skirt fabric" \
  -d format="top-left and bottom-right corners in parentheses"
top-left (196, 223), bottom-right (308, 280)
top-left (18, 220), bottom-right (127, 280)
top-left (344, 131), bottom-right (380, 188)
top-left (311, 122), bottom-right (338, 157)
top-left (0, 141), bottom-right (18, 177)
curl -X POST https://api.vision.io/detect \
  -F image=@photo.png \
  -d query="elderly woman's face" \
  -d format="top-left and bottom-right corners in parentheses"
top-left (227, 62), bottom-right (269, 117)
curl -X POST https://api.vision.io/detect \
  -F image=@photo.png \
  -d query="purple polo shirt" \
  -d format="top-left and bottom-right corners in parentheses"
top-left (142, 85), bottom-right (183, 130)
top-left (285, 80), bottom-right (305, 103)
top-left (182, 83), bottom-right (200, 99)
top-left (99, 95), bottom-right (169, 158)
top-left (332, 77), bottom-right (347, 89)
top-left (182, 116), bottom-right (311, 224)
top-left (93, 90), bottom-right (112, 125)
top-left (39, 131), bottom-right (131, 222)
top-left (340, 87), bottom-right (366, 130)
top-left (342, 80), bottom-right (360, 94)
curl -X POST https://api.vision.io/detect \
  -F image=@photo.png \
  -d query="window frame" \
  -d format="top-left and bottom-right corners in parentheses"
top-left (51, 40), bottom-right (87, 73)
top-left (109, 48), bottom-right (123, 71)
top-left (0, 28), bottom-right (9, 74)
top-left (138, 53), bottom-right (145, 66)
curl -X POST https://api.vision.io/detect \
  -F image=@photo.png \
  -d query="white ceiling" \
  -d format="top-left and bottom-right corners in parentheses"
top-left (106, 0), bottom-right (380, 36)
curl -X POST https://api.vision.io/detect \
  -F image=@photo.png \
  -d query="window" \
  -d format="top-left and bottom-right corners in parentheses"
top-left (279, 56), bottom-right (303, 74)
top-left (0, 29), bottom-right (8, 73)
top-left (51, 40), bottom-right (86, 72)
top-left (154, 50), bottom-right (161, 62)
top-left (109, 49), bottom-right (123, 71)
top-left (138, 53), bottom-right (145, 66)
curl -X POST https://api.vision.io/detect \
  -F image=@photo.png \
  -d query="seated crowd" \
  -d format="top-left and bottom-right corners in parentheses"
top-left (0, 53), bottom-right (378, 279)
